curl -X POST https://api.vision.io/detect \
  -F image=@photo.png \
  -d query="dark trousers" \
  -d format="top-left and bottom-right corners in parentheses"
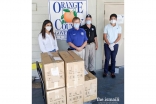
top-left (104, 43), bottom-right (119, 73)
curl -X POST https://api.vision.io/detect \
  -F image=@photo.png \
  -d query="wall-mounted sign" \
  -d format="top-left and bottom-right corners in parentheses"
top-left (48, 0), bottom-right (88, 40)
top-left (117, 14), bottom-right (124, 24)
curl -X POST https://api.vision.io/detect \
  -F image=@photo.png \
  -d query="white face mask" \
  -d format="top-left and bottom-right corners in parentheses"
top-left (45, 26), bottom-right (52, 31)
top-left (73, 23), bottom-right (80, 29)
top-left (110, 20), bottom-right (117, 24)
top-left (86, 20), bottom-right (91, 25)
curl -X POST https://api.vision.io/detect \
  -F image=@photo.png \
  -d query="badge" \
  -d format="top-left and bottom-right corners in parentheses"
top-left (92, 28), bottom-right (94, 31)
top-left (81, 32), bottom-right (84, 35)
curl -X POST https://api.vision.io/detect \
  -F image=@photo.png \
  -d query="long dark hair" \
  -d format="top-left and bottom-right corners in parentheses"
top-left (40, 20), bottom-right (55, 39)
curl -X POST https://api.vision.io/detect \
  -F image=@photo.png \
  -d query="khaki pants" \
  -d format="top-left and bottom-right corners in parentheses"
top-left (85, 43), bottom-right (95, 71)
top-left (72, 49), bottom-right (85, 60)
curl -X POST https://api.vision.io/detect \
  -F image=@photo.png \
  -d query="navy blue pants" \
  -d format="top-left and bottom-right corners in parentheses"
top-left (104, 43), bottom-right (119, 73)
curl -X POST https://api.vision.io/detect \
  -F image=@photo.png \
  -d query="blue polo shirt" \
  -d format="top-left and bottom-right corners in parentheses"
top-left (67, 27), bottom-right (88, 49)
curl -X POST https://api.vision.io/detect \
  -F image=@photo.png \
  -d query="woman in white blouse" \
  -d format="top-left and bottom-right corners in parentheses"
top-left (38, 20), bottom-right (59, 53)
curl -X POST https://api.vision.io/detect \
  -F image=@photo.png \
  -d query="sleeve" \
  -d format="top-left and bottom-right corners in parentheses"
top-left (104, 25), bottom-right (108, 34)
top-left (55, 35), bottom-right (59, 51)
top-left (38, 34), bottom-right (48, 53)
top-left (118, 26), bottom-right (122, 34)
top-left (94, 26), bottom-right (97, 37)
top-left (66, 30), bottom-right (72, 43)
top-left (83, 30), bottom-right (88, 41)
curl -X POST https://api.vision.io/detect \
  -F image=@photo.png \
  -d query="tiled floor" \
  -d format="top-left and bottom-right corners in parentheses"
top-left (32, 67), bottom-right (124, 104)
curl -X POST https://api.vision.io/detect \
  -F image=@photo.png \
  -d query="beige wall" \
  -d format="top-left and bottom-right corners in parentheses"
top-left (32, 0), bottom-right (124, 70)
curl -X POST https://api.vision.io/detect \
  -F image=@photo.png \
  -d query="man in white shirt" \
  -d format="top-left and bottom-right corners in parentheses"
top-left (103, 14), bottom-right (122, 78)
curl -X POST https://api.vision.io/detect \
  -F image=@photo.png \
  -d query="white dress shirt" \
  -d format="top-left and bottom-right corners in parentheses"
top-left (104, 24), bottom-right (122, 44)
top-left (38, 33), bottom-right (59, 53)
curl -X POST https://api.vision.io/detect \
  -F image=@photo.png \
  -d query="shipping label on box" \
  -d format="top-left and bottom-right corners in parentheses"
top-left (41, 52), bottom-right (65, 90)
top-left (84, 71), bottom-right (97, 102)
top-left (46, 87), bottom-right (66, 104)
top-left (66, 85), bottom-right (83, 104)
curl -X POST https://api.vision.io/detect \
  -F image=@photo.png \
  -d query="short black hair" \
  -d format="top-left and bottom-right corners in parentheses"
top-left (110, 14), bottom-right (117, 19)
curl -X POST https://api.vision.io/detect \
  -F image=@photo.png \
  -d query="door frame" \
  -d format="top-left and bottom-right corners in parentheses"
top-left (102, 2), bottom-right (124, 68)
top-left (104, 2), bottom-right (124, 5)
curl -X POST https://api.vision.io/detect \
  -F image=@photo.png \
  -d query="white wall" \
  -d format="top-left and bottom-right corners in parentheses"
top-left (32, 0), bottom-right (123, 70)
top-left (32, 0), bottom-right (49, 62)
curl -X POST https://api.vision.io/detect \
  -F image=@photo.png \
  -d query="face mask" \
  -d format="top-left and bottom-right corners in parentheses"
top-left (45, 26), bottom-right (52, 31)
top-left (86, 20), bottom-right (91, 25)
top-left (110, 20), bottom-right (117, 24)
top-left (73, 23), bottom-right (80, 29)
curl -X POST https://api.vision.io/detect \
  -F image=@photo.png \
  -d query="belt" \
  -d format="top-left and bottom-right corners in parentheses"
top-left (68, 47), bottom-right (85, 50)
top-left (87, 42), bottom-right (94, 45)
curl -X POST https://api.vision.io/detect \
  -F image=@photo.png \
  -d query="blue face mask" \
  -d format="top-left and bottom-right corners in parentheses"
top-left (86, 20), bottom-right (91, 25)
top-left (73, 23), bottom-right (80, 29)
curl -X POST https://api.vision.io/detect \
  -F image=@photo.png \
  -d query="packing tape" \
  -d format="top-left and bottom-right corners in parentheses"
top-left (67, 51), bottom-right (77, 60)
top-left (54, 82), bottom-right (58, 88)
top-left (46, 81), bottom-right (49, 90)
top-left (89, 89), bottom-right (94, 95)
top-left (51, 65), bottom-right (60, 82)
top-left (55, 90), bottom-right (60, 99)
top-left (90, 83), bottom-right (96, 95)
top-left (47, 52), bottom-right (58, 75)
top-left (47, 81), bottom-right (56, 90)
top-left (47, 52), bottom-right (53, 56)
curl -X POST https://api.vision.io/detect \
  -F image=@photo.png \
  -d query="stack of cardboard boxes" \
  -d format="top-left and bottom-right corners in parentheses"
top-left (41, 52), bottom-right (66, 104)
top-left (59, 51), bottom-right (84, 104)
top-left (41, 51), bottom-right (97, 104)
top-left (84, 70), bottom-right (97, 102)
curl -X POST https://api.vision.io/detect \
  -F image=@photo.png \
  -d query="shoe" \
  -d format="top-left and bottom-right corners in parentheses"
top-left (111, 73), bottom-right (116, 78)
top-left (103, 73), bottom-right (107, 77)
top-left (89, 71), bottom-right (96, 75)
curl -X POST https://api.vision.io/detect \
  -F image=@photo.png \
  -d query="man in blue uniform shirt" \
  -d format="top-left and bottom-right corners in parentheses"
top-left (67, 17), bottom-right (88, 60)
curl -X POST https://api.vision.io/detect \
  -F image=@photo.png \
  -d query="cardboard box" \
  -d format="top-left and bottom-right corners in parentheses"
top-left (46, 87), bottom-right (66, 104)
top-left (66, 85), bottom-right (84, 104)
top-left (84, 71), bottom-right (97, 102)
top-left (59, 51), bottom-right (84, 87)
top-left (41, 52), bottom-right (65, 90)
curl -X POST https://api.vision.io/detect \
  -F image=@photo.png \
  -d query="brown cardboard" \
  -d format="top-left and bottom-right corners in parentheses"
top-left (59, 51), bottom-right (84, 87)
top-left (41, 52), bottom-right (65, 90)
top-left (46, 87), bottom-right (66, 104)
top-left (84, 71), bottom-right (97, 102)
top-left (66, 85), bottom-right (83, 104)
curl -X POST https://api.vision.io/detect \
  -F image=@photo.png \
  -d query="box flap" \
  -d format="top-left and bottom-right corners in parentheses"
top-left (85, 70), bottom-right (97, 81)
top-left (41, 52), bottom-right (63, 64)
top-left (59, 51), bottom-right (83, 63)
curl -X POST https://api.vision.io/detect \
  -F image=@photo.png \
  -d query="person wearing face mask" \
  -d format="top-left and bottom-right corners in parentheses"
top-left (80, 14), bottom-right (98, 75)
top-left (67, 17), bottom-right (88, 60)
top-left (103, 14), bottom-right (122, 78)
top-left (38, 20), bottom-right (59, 53)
